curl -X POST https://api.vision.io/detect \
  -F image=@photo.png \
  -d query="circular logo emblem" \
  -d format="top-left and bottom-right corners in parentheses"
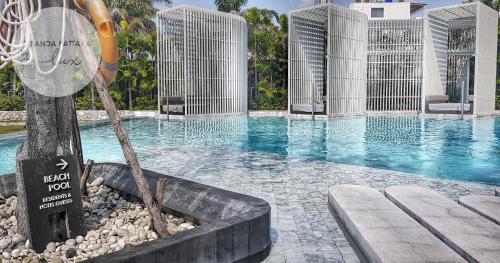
top-left (14, 7), bottom-right (101, 97)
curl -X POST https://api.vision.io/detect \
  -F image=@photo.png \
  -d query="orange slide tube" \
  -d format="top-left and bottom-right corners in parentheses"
top-left (75, 0), bottom-right (119, 85)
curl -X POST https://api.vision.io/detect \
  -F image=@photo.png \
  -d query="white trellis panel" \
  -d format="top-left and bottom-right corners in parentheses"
top-left (366, 19), bottom-right (424, 112)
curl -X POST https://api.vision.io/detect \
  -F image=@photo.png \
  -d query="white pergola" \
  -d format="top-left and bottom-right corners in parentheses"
top-left (288, 3), bottom-right (368, 117)
top-left (424, 2), bottom-right (498, 115)
top-left (157, 5), bottom-right (248, 117)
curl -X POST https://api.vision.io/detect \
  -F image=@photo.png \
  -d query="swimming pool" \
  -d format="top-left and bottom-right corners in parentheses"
top-left (1, 116), bottom-right (499, 185)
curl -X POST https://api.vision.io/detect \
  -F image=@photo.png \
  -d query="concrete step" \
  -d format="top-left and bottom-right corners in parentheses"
top-left (385, 186), bottom-right (500, 263)
top-left (459, 195), bottom-right (500, 225)
top-left (328, 185), bottom-right (465, 263)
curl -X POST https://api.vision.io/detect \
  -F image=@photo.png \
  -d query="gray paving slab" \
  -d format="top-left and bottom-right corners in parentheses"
top-left (385, 186), bottom-right (500, 263)
top-left (328, 185), bottom-right (466, 263)
top-left (459, 195), bottom-right (500, 225)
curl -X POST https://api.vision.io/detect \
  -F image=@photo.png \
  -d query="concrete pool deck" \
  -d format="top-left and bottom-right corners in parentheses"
top-left (137, 147), bottom-right (497, 263)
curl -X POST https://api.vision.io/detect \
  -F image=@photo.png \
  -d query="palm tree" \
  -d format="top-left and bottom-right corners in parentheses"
top-left (104, 0), bottom-right (172, 31)
top-left (214, 0), bottom-right (248, 13)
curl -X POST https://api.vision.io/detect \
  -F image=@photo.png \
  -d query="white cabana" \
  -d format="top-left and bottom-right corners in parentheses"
top-left (288, 3), bottom-right (368, 117)
top-left (424, 2), bottom-right (498, 115)
top-left (157, 5), bottom-right (248, 116)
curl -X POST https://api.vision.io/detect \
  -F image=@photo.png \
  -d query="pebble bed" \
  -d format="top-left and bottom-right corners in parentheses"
top-left (0, 177), bottom-right (197, 263)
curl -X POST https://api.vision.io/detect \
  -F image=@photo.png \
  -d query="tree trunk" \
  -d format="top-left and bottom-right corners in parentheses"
top-left (15, 0), bottom-right (83, 238)
top-left (92, 73), bottom-right (167, 236)
top-left (16, 89), bottom-right (81, 237)
top-left (91, 84), bottom-right (96, 110)
top-left (128, 82), bottom-right (133, 109)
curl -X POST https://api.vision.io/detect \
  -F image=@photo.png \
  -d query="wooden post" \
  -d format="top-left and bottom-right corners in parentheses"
top-left (80, 160), bottom-right (94, 195)
top-left (92, 72), bottom-right (168, 236)
top-left (155, 178), bottom-right (167, 212)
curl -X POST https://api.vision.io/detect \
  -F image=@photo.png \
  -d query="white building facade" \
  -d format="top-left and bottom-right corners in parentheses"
top-left (157, 6), bottom-right (248, 117)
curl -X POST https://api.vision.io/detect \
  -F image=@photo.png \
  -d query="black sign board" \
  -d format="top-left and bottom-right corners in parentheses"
top-left (20, 155), bottom-right (85, 253)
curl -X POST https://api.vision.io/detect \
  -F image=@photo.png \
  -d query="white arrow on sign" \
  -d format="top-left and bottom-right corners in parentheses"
top-left (56, 159), bottom-right (68, 170)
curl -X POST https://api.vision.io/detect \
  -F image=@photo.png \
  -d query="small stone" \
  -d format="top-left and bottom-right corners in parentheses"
top-left (0, 195), bottom-right (5, 205)
top-left (166, 227), bottom-right (177, 235)
top-left (10, 249), bottom-right (20, 258)
top-left (114, 219), bottom-right (124, 227)
top-left (65, 248), bottom-right (77, 259)
top-left (0, 237), bottom-right (12, 250)
top-left (75, 236), bottom-right (84, 244)
top-left (49, 256), bottom-right (63, 263)
top-left (137, 229), bottom-right (147, 240)
top-left (45, 243), bottom-right (56, 253)
top-left (116, 228), bottom-right (129, 237)
top-left (2, 251), bottom-right (11, 259)
top-left (97, 247), bottom-right (108, 255)
top-left (172, 218), bottom-right (184, 225)
top-left (90, 177), bottom-right (104, 187)
top-left (65, 239), bottom-right (76, 247)
top-left (28, 258), bottom-right (39, 263)
top-left (117, 239), bottom-right (126, 249)
top-left (11, 234), bottom-right (25, 244)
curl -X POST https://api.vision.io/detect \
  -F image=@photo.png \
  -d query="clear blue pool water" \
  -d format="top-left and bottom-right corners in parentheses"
top-left (1, 116), bottom-right (499, 185)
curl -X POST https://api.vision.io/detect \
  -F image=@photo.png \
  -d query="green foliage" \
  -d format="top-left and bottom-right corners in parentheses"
top-left (0, 94), bottom-right (25, 111)
top-left (243, 8), bottom-right (288, 110)
top-left (0, 63), bottom-right (22, 96)
top-left (133, 97), bottom-right (157, 110)
top-left (215, 0), bottom-right (248, 13)
top-left (75, 86), bottom-right (102, 110)
top-left (74, 0), bottom-right (160, 110)
top-left (250, 80), bottom-right (287, 110)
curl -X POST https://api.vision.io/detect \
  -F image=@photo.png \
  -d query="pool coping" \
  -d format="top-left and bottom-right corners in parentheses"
top-left (0, 163), bottom-right (272, 263)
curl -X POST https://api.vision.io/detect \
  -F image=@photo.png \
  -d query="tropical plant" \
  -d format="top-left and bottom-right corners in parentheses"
top-left (214, 0), bottom-right (248, 13)
top-left (74, 0), bottom-right (162, 110)
top-left (242, 7), bottom-right (288, 110)
top-left (104, 0), bottom-right (171, 32)
top-left (0, 94), bottom-right (24, 111)
top-left (250, 80), bottom-right (287, 110)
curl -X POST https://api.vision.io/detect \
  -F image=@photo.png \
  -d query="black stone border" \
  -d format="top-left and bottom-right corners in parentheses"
top-left (0, 163), bottom-right (272, 263)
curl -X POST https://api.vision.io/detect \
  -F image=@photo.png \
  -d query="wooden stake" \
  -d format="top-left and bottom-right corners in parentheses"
top-left (80, 160), bottom-right (94, 195)
top-left (92, 72), bottom-right (168, 236)
top-left (155, 178), bottom-right (167, 212)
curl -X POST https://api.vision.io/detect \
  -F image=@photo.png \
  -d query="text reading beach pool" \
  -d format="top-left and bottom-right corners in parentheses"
top-left (43, 172), bottom-right (72, 192)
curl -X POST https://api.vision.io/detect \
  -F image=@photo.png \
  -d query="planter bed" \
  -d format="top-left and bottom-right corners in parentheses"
top-left (0, 163), bottom-right (272, 263)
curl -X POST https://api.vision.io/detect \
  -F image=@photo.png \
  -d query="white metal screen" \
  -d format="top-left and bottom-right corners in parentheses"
top-left (289, 4), bottom-right (368, 116)
top-left (157, 6), bottom-right (248, 116)
top-left (366, 19), bottom-right (424, 112)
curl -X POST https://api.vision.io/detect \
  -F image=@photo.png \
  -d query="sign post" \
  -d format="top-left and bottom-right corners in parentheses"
top-left (20, 155), bottom-right (84, 253)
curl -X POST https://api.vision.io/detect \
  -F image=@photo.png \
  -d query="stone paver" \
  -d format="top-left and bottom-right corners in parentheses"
top-left (329, 185), bottom-right (466, 263)
top-left (459, 195), bottom-right (500, 225)
top-left (386, 186), bottom-right (500, 263)
top-left (137, 147), bottom-right (496, 263)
